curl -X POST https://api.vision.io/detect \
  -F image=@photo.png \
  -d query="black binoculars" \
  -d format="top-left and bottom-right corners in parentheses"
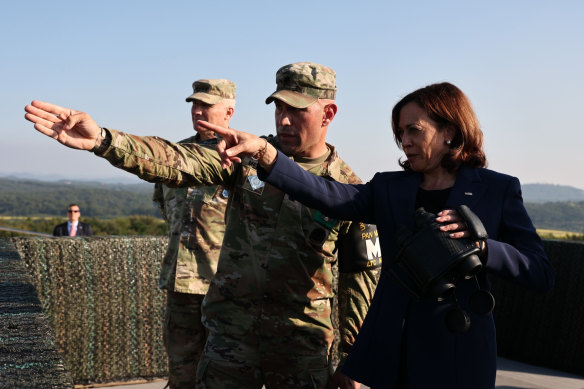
top-left (390, 206), bottom-right (495, 332)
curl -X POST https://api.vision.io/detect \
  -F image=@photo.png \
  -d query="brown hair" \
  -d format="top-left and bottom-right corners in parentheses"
top-left (391, 82), bottom-right (487, 172)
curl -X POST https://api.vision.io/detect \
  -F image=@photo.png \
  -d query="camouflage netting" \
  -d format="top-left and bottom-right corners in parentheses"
top-left (6, 235), bottom-right (583, 383)
top-left (0, 239), bottom-right (73, 388)
top-left (11, 236), bottom-right (169, 385)
top-left (492, 240), bottom-right (584, 376)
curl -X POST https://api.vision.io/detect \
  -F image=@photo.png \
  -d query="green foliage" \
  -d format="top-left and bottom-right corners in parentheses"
top-left (525, 201), bottom-right (584, 233)
top-left (4, 177), bottom-right (584, 237)
top-left (87, 216), bottom-right (168, 236)
top-left (0, 217), bottom-right (61, 237)
top-left (565, 233), bottom-right (584, 241)
top-left (0, 178), bottom-right (159, 218)
top-left (0, 230), bottom-right (24, 238)
top-left (0, 178), bottom-right (169, 237)
top-left (538, 232), bottom-right (579, 241)
top-left (0, 216), bottom-right (167, 237)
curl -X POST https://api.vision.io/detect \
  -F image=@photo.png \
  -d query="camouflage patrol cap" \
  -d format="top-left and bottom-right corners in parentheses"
top-left (186, 79), bottom-right (236, 105)
top-left (265, 62), bottom-right (337, 108)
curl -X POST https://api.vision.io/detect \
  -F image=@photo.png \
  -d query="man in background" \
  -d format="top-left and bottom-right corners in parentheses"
top-left (53, 203), bottom-right (93, 236)
top-left (152, 79), bottom-right (235, 389)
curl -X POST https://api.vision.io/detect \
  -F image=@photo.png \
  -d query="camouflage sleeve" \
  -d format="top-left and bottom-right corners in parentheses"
top-left (335, 222), bottom-right (382, 367)
top-left (152, 183), bottom-right (166, 220)
top-left (96, 128), bottom-right (233, 188)
top-left (337, 269), bottom-right (380, 366)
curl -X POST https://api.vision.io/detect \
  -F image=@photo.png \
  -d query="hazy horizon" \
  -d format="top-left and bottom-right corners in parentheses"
top-left (2, 172), bottom-right (583, 194)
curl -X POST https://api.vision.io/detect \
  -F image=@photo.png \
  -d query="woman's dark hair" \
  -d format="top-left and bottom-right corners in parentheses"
top-left (391, 82), bottom-right (487, 171)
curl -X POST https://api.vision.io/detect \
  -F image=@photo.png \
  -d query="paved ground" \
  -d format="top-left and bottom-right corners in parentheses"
top-left (496, 358), bottom-right (584, 389)
top-left (96, 357), bottom-right (584, 389)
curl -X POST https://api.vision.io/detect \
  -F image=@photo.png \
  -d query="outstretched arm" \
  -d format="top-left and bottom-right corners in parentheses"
top-left (197, 120), bottom-right (278, 169)
top-left (24, 100), bottom-right (101, 151)
top-left (24, 101), bottom-right (233, 189)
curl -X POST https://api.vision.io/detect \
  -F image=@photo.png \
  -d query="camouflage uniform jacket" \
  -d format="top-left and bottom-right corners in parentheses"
top-left (152, 134), bottom-right (228, 295)
top-left (97, 129), bottom-right (379, 364)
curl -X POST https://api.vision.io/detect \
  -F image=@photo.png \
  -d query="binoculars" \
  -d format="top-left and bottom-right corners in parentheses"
top-left (390, 205), bottom-right (495, 332)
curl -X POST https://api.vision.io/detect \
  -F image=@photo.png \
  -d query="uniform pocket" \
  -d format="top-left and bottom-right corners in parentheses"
top-left (308, 366), bottom-right (330, 389)
top-left (195, 357), bottom-right (210, 387)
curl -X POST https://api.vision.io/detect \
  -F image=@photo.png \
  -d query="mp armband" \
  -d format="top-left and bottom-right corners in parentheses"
top-left (337, 222), bottom-right (382, 273)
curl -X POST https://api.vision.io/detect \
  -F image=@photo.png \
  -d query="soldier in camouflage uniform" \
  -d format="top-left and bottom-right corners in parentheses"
top-left (24, 62), bottom-right (382, 389)
top-left (152, 79), bottom-right (236, 389)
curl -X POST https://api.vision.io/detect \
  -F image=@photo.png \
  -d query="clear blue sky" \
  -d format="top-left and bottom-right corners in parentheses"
top-left (1, 1), bottom-right (583, 189)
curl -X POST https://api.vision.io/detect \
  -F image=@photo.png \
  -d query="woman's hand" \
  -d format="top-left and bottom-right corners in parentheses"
top-left (436, 209), bottom-right (470, 238)
top-left (437, 209), bottom-right (487, 253)
top-left (197, 120), bottom-right (278, 170)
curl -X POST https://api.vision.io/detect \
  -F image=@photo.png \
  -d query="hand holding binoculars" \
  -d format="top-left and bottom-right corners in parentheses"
top-left (391, 205), bottom-right (495, 332)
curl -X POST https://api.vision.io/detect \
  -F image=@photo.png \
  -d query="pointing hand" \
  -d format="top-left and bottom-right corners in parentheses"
top-left (24, 100), bottom-right (101, 151)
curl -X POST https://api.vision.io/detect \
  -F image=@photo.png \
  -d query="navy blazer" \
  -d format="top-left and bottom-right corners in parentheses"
top-left (53, 221), bottom-right (93, 237)
top-left (260, 152), bottom-right (554, 389)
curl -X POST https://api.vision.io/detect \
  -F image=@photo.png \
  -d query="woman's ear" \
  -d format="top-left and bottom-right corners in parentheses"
top-left (445, 125), bottom-right (457, 145)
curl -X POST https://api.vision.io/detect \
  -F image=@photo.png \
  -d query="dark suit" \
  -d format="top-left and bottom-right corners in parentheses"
top-left (53, 221), bottom-right (93, 237)
top-left (260, 152), bottom-right (554, 389)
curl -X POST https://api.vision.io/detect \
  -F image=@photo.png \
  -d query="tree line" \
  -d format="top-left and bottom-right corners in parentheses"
top-left (524, 202), bottom-right (584, 233)
top-left (0, 178), bottom-right (159, 218)
top-left (0, 216), bottom-right (167, 237)
top-left (2, 178), bottom-right (584, 238)
top-left (0, 178), bottom-right (166, 237)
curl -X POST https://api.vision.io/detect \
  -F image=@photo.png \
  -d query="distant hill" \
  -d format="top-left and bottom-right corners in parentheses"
top-left (522, 183), bottom-right (584, 203)
top-left (0, 177), bottom-right (159, 218)
top-left (520, 184), bottom-right (584, 232)
top-left (524, 202), bottom-right (584, 233)
top-left (2, 178), bottom-right (584, 232)
top-left (0, 172), bottom-right (143, 185)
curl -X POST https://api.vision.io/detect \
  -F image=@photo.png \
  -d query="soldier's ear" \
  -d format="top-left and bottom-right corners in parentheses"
top-left (225, 107), bottom-right (235, 121)
top-left (322, 103), bottom-right (337, 127)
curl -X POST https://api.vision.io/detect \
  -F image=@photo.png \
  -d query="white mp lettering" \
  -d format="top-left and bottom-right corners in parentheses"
top-left (365, 238), bottom-right (382, 260)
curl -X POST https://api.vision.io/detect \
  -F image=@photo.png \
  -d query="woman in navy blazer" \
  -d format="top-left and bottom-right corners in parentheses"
top-left (207, 82), bottom-right (554, 389)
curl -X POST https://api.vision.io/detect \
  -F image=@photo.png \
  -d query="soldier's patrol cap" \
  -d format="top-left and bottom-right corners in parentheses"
top-left (265, 62), bottom-right (337, 109)
top-left (186, 79), bottom-right (236, 105)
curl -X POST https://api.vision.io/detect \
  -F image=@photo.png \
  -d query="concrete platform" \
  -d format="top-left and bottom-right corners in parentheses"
top-left (495, 358), bottom-right (584, 389)
top-left (95, 357), bottom-right (584, 389)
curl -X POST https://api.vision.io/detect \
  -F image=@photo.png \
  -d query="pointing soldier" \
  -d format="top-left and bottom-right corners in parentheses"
top-left (24, 62), bottom-right (381, 389)
top-left (152, 79), bottom-right (235, 389)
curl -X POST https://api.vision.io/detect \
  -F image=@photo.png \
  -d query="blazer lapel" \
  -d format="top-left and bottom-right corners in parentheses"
top-left (446, 166), bottom-right (487, 209)
top-left (387, 167), bottom-right (485, 226)
top-left (389, 172), bottom-right (422, 229)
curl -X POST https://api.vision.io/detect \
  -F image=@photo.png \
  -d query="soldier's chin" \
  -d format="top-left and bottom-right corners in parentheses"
top-left (277, 137), bottom-right (299, 154)
top-left (195, 127), bottom-right (213, 137)
top-left (193, 120), bottom-right (207, 132)
top-left (279, 143), bottom-right (299, 156)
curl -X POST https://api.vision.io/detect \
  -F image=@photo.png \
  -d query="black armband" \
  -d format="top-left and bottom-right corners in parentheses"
top-left (91, 127), bottom-right (112, 155)
top-left (337, 222), bottom-right (382, 273)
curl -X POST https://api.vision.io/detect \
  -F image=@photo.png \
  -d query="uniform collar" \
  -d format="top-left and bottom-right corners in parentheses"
top-left (180, 133), bottom-right (219, 146)
top-left (276, 137), bottom-right (345, 181)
